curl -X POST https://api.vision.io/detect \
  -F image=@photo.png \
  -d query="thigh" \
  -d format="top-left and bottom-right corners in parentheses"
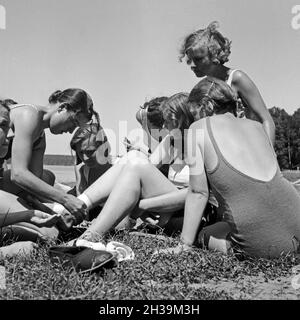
top-left (136, 162), bottom-right (178, 198)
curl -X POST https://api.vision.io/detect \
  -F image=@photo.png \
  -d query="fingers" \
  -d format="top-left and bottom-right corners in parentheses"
top-left (145, 217), bottom-right (159, 225)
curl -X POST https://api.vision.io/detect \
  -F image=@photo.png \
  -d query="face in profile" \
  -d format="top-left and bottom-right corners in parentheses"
top-left (186, 46), bottom-right (211, 77)
top-left (50, 105), bottom-right (90, 135)
top-left (0, 107), bottom-right (10, 158)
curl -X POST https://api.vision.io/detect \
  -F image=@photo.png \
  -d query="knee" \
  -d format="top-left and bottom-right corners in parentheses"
top-left (119, 150), bottom-right (148, 164)
top-left (125, 155), bottom-right (150, 173)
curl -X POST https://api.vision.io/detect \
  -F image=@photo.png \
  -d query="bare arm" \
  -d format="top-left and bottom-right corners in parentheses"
top-left (149, 135), bottom-right (173, 168)
top-left (138, 188), bottom-right (187, 213)
top-left (10, 109), bottom-right (86, 219)
top-left (0, 210), bottom-right (61, 228)
top-left (11, 111), bottom-right (68, 203)
top-left (233, 70), bottom-right (275, 144)
top-left (180, 122), bottom-right (209, 246)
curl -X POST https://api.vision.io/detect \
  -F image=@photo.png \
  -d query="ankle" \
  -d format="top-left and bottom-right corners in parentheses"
top-left (79, 230), bottom-right (103, 243)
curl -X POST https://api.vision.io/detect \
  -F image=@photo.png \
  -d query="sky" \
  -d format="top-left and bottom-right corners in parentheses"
top-left (0, 0), bottom-right (299, 155)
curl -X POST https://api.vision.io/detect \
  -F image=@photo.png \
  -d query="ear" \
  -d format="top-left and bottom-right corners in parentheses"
top-left (57, 103), bottom-right (68, 113)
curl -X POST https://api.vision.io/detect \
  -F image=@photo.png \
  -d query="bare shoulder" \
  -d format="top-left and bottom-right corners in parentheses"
top-left (11, 106), bottom-right (42, 135)
top-left (189, 118), bottom-right (206, 131)
top-left (135, 109), bottom-right (142, 124)
top-left (232, 70), bottom-right (256, 88)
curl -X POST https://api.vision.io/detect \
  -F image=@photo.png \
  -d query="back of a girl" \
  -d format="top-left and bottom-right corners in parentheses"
top-left (187, 77), bottom-right (300, 258)
top-left (205, 115), bottom-right (277, 182)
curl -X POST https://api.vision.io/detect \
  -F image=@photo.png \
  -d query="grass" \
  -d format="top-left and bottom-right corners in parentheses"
top-left (1, 168), bottom-right (300, 300)
top-left (1, 228), bottom-right (300, 300)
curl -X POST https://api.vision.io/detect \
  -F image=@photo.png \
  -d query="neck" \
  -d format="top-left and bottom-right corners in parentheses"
top-left (205, 64), bottom-right (230, 81)
top-left (41, 103), bottom-right (60, 129)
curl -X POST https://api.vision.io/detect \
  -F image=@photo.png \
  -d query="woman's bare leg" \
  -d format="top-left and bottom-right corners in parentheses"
top-left (81, 157), bottom-right (179, 240)
top-left (82, 150), bottom-right (149, 206)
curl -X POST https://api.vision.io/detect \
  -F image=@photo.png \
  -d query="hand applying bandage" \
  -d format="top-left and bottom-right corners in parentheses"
top-left (52, 193), bottom-right (92, 231)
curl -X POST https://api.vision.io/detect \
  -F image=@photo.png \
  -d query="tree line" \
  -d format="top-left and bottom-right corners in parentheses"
top-left (270, 107), bottom-right (300, 170)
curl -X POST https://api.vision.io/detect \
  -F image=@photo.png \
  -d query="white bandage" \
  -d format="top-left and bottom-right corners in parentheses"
top-left (78, 193), bottom-right (92, 210)
top-left (52, 203), bottom-right (65, 215)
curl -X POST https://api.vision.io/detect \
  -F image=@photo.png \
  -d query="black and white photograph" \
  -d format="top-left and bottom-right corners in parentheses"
top-left (0, 0), bottom-right (300, 304)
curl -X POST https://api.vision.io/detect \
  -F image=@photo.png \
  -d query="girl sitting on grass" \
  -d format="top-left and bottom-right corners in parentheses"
top-left (60, 93), bottom-right (217, 245)
top-left (161, 77), bottom-right (300, 258)
top-left (68, 122), bottom-right (112, 222)
top-left (0, 89), bottom-right (98, 229)
top-left (0, 102), bottom-right (62, 259)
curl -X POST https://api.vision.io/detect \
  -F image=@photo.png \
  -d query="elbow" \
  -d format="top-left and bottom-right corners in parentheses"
top-left (189, 187), bottom-right (209, 199)
top-left (11, 169), bottom-right (25, 185)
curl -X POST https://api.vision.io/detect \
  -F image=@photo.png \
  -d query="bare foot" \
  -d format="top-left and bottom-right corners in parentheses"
top-left (0, 241), bottom-right (38, 259)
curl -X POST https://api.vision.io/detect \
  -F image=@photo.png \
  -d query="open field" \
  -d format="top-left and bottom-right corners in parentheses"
top-left (1, 168), bottom-right (300, 300)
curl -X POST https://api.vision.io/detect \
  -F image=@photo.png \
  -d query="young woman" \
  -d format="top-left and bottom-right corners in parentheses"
top-left (0, 103), bottom-right (62, 259)
top-left (179, 21), bottom-right (275, 144)
top-left (70, 123), bottom-right (112, 195)
top-left (60, 93), bottom-right (217, 244)
top-left (161, 77), bottom-right (300, 258)
top-left (0, 89), bottom-right (97, 224)
top-left (134, 96), bottom-right (169, 154)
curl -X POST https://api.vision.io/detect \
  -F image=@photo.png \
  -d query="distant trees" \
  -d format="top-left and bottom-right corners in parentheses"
top-left (269, 107), bottom-right (300, 170)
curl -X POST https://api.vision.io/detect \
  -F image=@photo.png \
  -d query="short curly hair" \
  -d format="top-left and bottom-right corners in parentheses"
top-left (179, 21), bottom-right (232, 65)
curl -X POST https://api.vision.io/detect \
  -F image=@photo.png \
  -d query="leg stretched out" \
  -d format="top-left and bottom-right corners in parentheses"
top-left (81, 150), bottom-right (150, 206)
top-left (78, 155), bottom-right (180, 240)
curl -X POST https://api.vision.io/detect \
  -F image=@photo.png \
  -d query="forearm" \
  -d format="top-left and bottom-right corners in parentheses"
top-left (138, 188), bottom-right (188, 213)
top-left (180, 190), bottom-right (208, 246)
top-left (12, 169), bottom-right (68, 205)
top-left (0, 210), bottom-right (33, 227)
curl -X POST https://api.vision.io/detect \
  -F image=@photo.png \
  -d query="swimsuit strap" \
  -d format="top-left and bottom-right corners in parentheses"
top-left (226, 69), bottom-right (238, 87)
top-left (139, 107), bottom-right (149, 133)
top-left (206, 116), bottom-right (280, 183)
top-left (206, 117), bottom-right (223, 162)
top-left (9, 104), bottom-right (39, 112)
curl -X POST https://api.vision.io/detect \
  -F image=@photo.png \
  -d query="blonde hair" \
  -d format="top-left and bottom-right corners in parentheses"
top-left (179, 21), bottom-right (231, 65)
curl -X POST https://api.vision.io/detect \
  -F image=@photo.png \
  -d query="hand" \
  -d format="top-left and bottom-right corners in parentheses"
top-left (29, 211), bottom-right (62, 228)
top-left (55, 211), bottom-right (76, 232)
top-left (62, 194), bottom-right (88, 224)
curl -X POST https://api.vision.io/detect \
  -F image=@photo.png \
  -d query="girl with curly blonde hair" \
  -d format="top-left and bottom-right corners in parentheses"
top-left (179, 21), bottom-right (275, 144)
